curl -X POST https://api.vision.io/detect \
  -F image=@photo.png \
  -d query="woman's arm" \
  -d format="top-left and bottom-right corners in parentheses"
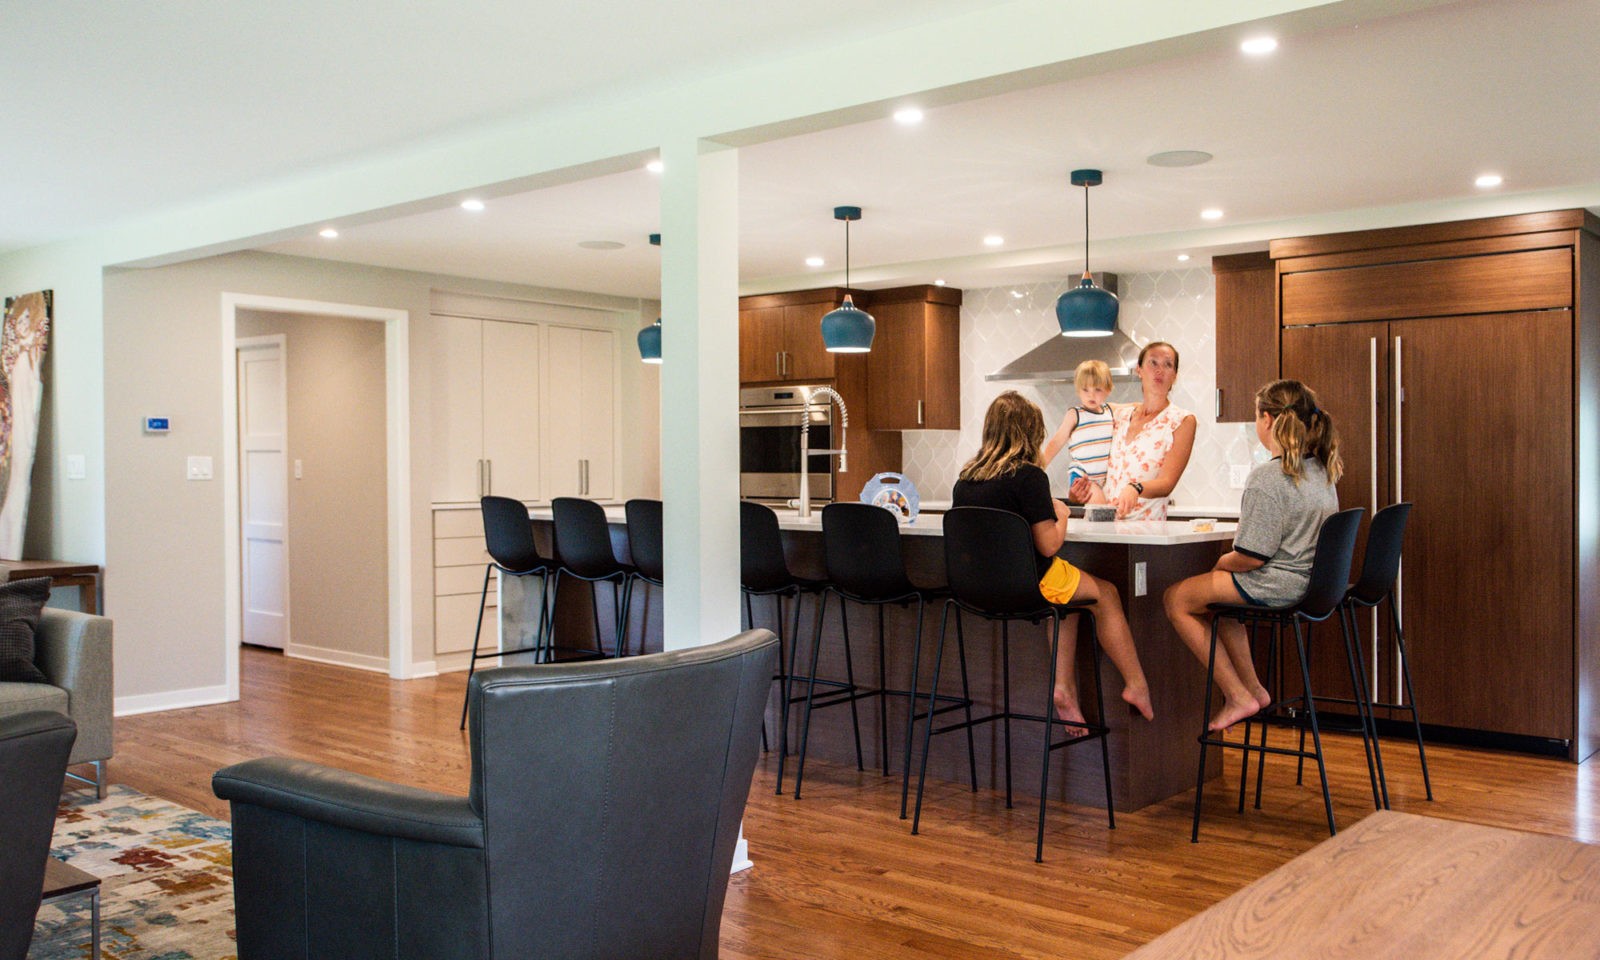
top-left (1215, 549), bottom-right (1265, 573)
top-left (1032, 498), bottom-right (1069, 556)
top-left (1040, 408), bottom-right (1079, 468)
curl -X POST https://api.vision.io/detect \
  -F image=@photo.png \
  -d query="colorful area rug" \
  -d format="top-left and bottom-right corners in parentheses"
top-left (30, 785), bottom-right (236, 960)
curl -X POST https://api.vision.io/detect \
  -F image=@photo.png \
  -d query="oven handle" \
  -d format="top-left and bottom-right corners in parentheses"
top-left (739, 407), bottom-right (830, 420)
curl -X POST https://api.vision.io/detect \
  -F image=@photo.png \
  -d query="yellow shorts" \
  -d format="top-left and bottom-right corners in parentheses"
top-left (1038, 556), bottom-right (1083, 605)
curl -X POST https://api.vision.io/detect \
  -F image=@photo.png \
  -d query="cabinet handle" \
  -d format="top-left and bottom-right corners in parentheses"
top-left (1215, 388), bottom-right (1222, 419)
top-left (477, 459), bottom-right (485, 498)
top-left (1393, 334), bottom-right (1404, 704)
top-left (776, 351), bottom-right (783, 378)
top-left (485, 459), bottom-right (492, 496)
top-left (783, 351), bottom-right (790, 377)
top-left (916, 399), bottom-right (924, 426)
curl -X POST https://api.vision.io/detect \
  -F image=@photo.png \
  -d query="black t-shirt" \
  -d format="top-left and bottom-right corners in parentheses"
top-left (951, 463), bottom-right (1058, 578)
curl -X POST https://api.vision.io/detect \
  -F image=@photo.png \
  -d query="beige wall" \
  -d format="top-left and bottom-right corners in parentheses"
top-left (103, 250), bottom-right (659, 707)
top-left (236, 309), bottom-right (388, 663)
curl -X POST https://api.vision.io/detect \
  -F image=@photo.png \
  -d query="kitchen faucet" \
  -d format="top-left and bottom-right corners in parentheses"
top-left (797, 386), bottom-right (847, 519)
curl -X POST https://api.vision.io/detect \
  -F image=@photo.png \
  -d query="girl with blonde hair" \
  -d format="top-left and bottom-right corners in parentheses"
top-left (1162, 380), bottom-right (1342, 731)
top-left (954, 391), bottom-right (1154, 725)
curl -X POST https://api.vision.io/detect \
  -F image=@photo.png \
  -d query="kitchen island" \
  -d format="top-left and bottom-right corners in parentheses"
top-left (504, 505), bottom-right (1236, 811)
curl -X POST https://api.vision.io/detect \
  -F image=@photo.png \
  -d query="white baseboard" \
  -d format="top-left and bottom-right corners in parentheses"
top-left (405, 659), bottom-right (439, 679)
top-left (115, 684), bottom-right (234, 717)
top-left (286, 643), bottom-right (390, 674)
top-left (731, 836), bottom-right (753, 873)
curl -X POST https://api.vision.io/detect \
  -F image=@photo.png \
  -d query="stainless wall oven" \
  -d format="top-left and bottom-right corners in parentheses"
top-left (739, 384), bottom-right (834, 503)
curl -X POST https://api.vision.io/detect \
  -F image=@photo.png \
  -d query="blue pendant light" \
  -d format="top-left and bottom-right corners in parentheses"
top-left (638, 232), bottom-right (663, 363)
top-left (820, 206), bottom-right (875, 353)
top-left (1055, 169), bottom-right (1119, 338)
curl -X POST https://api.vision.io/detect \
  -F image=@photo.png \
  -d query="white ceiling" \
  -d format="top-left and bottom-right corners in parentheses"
top-left (12, 0), bottom-right (1600, 298)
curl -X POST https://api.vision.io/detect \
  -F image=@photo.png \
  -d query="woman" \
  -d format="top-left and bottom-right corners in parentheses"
top-left (1070, 341), bottom-right (1195, 520)
top-left (953, 391), bottom-right (1154, 725)
top-left (1162, 380), bottom-right (1342, 731)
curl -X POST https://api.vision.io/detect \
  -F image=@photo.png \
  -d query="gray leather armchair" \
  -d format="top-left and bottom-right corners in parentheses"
top-left (214, 628), bottom-right (777, 960)
top-left (0, 608), bottom-right (114, 797)
top-left (0, 711), bottom-right (77, 960)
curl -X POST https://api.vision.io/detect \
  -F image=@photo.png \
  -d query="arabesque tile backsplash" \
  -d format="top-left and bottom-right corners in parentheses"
top-left (899, 268), bottom-right (1262, 512)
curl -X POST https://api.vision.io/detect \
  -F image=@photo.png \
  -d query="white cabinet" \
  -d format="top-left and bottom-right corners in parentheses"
top-left (542, 326), bottom-right (616, 500)
top-left (430, 315), bottom-right (541, 502)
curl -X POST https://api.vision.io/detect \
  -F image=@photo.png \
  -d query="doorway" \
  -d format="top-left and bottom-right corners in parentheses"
top-left (220, 293), bottom-right (413, 699)
top-left (235, 335), bottom-right (289, 650)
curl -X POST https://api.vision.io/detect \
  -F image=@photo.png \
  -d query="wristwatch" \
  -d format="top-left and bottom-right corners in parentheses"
top-left (1129, 481), bottom-right (1145, 495)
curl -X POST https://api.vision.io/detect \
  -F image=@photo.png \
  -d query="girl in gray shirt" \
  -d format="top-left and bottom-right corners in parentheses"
top-left (1162, 380), bottom-right (1343, 732)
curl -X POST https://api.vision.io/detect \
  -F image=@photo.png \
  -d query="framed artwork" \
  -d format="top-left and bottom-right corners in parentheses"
top-left (0, 290), bottom-right (51, 559)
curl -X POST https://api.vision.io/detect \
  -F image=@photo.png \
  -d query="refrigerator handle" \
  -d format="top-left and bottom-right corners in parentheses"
top-left (1394, 334), bottom-right (1405, 703)
top-left (1370, 337), bottom-right (1380, 696)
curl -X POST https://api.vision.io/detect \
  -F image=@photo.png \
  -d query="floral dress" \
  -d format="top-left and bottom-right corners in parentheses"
top-left (1105, 402), bottom-right (1193, 521)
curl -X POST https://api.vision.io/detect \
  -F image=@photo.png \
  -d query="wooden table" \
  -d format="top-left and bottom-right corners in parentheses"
top-left (3, 559), bottom-right (99, 613)
top-left (40, 856), bottom-right (101, 957)
top-left (1126, 811), bottom-right (1600, 959)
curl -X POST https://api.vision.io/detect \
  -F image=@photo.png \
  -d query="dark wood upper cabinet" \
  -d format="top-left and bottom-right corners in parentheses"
top-left (864, 285), bottom-right (962, 430)
top-left (1212, 251), bottom-right (1277, 422)
top-left (737, 289), bottom-right (843, 384)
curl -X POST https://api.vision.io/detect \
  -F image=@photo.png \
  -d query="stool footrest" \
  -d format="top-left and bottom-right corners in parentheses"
top-left (1198, 733), bottom-right (1319, 763)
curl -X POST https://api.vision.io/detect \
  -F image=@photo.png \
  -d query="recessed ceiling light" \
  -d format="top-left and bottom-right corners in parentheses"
top-left (893, 107), bottom-right (924, 125)
top-left (1240, 36), bottom-right (1278, 55)
top-left (1177, 253), bottom-right (1191, 262)
top-left (318, 227), bottom-right (338, 239)
top-left (577, 240), bottom-right (626, 250)
top-left (805, 256), bottom-right (825, 267)
top-left (983, 235), bottom-right (1004, 247)
top-left (1147, 150), bottom-right (1213, 168)
top-left (1475, 173), bottom-right (1504, 188)
top-left (934, 279), bottom-right (946, 286)
top-left (646, 159), bottom-right (664, 174)
top-left (1200, 208), bottom-right (1224, 220)
top-left (460, 199), bottom-right (485, 212)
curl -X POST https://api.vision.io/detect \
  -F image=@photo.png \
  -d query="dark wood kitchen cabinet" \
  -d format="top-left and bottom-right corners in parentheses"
top-left (738, 289), bottom-right (843, 384)
top-left (1212, 251), bottom-right (1276, 423)
top-left (864, 284), bottom-right (962, 430)
top-left (1271, 210), bottom-right (1600, 761)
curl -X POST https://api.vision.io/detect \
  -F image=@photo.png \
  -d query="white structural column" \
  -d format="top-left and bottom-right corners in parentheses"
top-left (658, 138), bottom-right (742, 651)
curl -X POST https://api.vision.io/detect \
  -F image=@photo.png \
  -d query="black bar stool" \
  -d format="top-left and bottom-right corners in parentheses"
top-left (623, 498), bottom-right (663, 654)
top-left (912, 506), bottom-right (1112, 863)
top-left (550, 497), bottom-right (637, 658)
top-left (738, 501), bottom-right (832, 774)
top-left (459, 496), bottom-right (561, 730)
top-left (1340, 501), bottom-right (1430, 804)
top-left (1192, 507), bottom-right (1365, 842)
top-left (792, 503), bottom-right (973, 812)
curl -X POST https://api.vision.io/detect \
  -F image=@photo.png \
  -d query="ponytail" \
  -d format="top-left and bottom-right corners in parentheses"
top-left (1255, 380), bottom-right (1343, 485)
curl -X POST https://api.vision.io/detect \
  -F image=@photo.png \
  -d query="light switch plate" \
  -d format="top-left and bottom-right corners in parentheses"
top-left (65, 454), bottom-right (86, 480)
top-left (1133, 561), bottom-right (1148, 597)
top-left (1229, 464), bottom-right (1251, 489)
top-left (186, 456), bottom-right (213, 481)
top-left (294, 459), bottom-right (303, 479)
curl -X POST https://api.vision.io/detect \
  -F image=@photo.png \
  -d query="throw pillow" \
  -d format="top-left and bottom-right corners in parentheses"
top-left (0, 576), bottom-right (53, 683)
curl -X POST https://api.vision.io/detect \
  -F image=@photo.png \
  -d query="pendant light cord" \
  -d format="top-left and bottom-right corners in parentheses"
top-left (1083, 182), bottom-right (1091, 276)
top-left (844, 218), bottom-right (852, 291)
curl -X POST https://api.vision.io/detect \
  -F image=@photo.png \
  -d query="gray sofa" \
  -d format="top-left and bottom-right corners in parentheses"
top-left (0, 607), bottom-right (113, 797)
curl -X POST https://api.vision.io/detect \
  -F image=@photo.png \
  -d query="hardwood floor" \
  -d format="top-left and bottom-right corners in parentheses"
top-left (108, 647), bottom-right (1598, 959)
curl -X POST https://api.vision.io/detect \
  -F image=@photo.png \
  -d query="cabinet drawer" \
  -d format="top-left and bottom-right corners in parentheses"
top-left (435, 537), bottom-right (490, 567)
top-left (436, 564), bottom-right (494, 597)
top-left (435, 593), bottom-right (489, 655)
top-left (1281, 246), bottom-right (1571, 325)
top-left (434, 508), bottom-right (489, 539)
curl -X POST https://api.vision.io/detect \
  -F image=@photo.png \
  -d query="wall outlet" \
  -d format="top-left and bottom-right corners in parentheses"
top-left (186, 456), bottom-right (213, 481)
top-left (1133, 561), bottom-right (1148, 597)
top-left (1229, 464), bottom-right (1251, 489)
top-left (65, 454), bottom-right (86, 480)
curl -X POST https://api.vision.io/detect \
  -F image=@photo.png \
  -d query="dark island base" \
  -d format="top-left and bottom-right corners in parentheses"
top-left (525, 519), bottom-right (1225, 812)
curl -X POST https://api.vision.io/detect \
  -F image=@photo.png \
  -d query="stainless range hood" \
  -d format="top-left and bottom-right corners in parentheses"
top-left (985, 274), bottom-right (1141, 383)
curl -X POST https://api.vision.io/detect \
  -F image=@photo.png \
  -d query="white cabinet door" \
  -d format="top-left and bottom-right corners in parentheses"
top-left (544, 326), bottom-right (616, 499)
top-left (431, 315), bottom-right (484, 502)
top-left (481, 320), bottom-right (541, 500)
top-left (578, 328), bottom-right (616, 500)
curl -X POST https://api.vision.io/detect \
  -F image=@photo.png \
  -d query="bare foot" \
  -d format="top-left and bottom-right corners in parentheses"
top-left (1251, 686), bottom-right (1272, 711)
top-left (1053, 688), bottom-right (1088, 731)
top-left (1122, 684), bottom-right (1155, 722)
top-left (1208, 697), bottom-right (1262, 732)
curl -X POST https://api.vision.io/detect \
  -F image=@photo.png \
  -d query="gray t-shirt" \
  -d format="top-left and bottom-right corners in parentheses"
top-left (1232, 457), bottom-right (1338, 606)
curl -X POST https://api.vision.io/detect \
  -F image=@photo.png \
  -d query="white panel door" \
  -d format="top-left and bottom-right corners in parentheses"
top-left (543, 325), bottom-right (586, 499)
top-left (237, 338), bottom-right (289, 649)
top-left (481, 320), bottom-right (541, 499)
top-left (430, 315), bottom-right (485, 502)
top-left (577, 328), bottom-right (616, 500)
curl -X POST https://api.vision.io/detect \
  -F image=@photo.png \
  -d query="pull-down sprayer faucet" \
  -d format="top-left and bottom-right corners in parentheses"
top-left (797, 386), bottom-right (847, 519)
